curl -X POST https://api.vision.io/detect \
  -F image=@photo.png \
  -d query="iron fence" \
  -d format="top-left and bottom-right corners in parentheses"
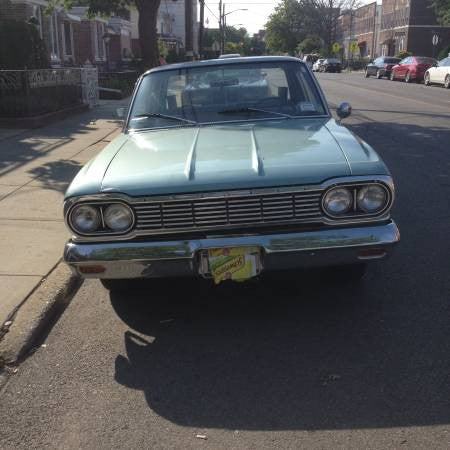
top-left (98, 71), bottom-right (139, 97)
top-left (0, 68), bottom-right (83, 118)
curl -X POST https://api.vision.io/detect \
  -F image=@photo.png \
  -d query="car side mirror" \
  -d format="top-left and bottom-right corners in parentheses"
top-left (433, 62), bottom-right (438, 67)
top-left (116, 107), bottom-right (126, 119)
top-left (337, 102), bottom-right (352, 121)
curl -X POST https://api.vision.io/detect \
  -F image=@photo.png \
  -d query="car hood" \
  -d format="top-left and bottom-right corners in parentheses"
top-left (66, 118), bottom-right (388, 198)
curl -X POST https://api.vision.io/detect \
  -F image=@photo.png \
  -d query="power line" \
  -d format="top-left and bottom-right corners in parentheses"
top-left (205, 3), bottom-right (220, 21)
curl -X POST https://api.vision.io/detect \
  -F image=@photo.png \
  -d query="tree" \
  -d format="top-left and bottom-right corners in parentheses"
top-left (265, 0), bottom-right (306, 54)
top-left (49, 0), bottom-right (161, 69)
top-left (429, 0), bottom-right (450, 25)
top-left (296, 35), bottom-right (323, 54)
top-left (265, 0), bottom-right (359, 56)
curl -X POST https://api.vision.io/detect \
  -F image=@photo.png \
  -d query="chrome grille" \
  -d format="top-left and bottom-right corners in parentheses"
top-left (133, 189), bottom-right (324, 233)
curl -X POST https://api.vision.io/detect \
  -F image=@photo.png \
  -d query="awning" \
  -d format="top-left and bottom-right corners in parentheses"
top-left (63, 13), bottom-right (81, 22)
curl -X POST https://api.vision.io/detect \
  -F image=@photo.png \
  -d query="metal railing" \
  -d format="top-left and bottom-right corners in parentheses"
top-left (98, 71), bottom-right (139, 97)
top-left (0, 68), bottom-right (85, 118)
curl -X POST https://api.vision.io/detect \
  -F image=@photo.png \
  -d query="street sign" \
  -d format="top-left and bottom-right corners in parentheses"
top-left (332, 43), bottom-right (341, 53)
top-left (349, 42), bottom-right (359, 53)
top-left (432, 34), bottom-right (439, 46)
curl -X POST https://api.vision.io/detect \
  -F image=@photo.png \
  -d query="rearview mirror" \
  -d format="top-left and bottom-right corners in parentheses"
top-left (337, 102), bottom-right (352, 121)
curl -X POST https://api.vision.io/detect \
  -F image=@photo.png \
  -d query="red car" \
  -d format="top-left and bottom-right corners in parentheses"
top-left (390, 56), bottom-right (437, 83)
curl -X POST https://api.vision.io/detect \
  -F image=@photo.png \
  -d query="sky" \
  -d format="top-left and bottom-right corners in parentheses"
top-left (203, 0), bottom-right (377, 35)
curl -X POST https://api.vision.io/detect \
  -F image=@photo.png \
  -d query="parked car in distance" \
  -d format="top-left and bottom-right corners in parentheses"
top-left (321, 58), bottom-right (342, 73)
top-left (365, 56), bottom-right (401, 79)
top-left (63, 56), bottom-right (399, 291)
top-left (390, 56), bottom-right (437, 83)
top-left (313, 59), bottom-right (325, 72)
top-left (424, 56), bottom-right (450, 88)
top-left (219, 54), bottom-right (241, 59)
top-left (302, 53), bottom-right (320, 69)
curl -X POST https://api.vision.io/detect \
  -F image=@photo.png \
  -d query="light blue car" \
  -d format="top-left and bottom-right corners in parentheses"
top-left (63, 56), bottom-right (399, 289)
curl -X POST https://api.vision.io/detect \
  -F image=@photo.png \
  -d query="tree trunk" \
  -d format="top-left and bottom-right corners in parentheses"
top-left (136, 0), bottom-right (161, 70)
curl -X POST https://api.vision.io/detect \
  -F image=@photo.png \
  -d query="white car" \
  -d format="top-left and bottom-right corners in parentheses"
top-left (424, 56), bottom-right (450, 88)
top-left (313, 59), bottom-right (325, 72)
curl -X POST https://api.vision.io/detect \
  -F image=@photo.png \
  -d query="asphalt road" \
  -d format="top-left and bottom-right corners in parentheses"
top-left (1, 73), bottom-right (450, 450)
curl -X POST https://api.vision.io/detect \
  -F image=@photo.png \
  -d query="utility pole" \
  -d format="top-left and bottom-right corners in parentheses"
top-left (222, 4), bottom-right (226, 53)
top-left (219, 0), bottom-right (223, 54)
top-left (199, 0), bottom-right (205, 58)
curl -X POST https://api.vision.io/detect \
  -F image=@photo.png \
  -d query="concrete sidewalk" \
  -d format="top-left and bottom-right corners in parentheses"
top-left (0, 100), bottom-right (128, 326)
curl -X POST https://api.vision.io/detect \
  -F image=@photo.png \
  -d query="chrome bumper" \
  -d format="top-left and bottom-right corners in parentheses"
top-left (64, 221), bottom-right (400, 279)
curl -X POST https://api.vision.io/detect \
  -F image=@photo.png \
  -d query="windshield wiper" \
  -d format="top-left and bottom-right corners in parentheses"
top-left (130, 113), bottom-right (197, 125)
top-left (217, 107), bottom-right (292, 119)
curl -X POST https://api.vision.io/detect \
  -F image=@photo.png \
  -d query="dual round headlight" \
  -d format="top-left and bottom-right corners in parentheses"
top-left (323, 184), bottom-right (388, 217)
top-left (70, 203), bottom-right (134, 234)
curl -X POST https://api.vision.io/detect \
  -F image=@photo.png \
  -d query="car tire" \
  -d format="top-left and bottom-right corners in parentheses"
top-left (101, 279), bottom-right (133, 292)
top-left (325, 263), bottom-right (367, 283)
top-left (424, 73), bottom-right (431, 86)
top-left (445, 75), bottom-right (450, 89)
top-left (365, 69), bottom-right (370, 78)
top-left (376, 69), bottom-right (382, 79)
top-left (390, 71), bottom-right (396, 81)
top-left (405, 71), bottom-right (411, 83)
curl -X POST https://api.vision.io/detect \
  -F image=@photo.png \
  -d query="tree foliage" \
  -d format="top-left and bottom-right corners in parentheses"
top-left (296, 35), bottom-right (323, 54)
top-left (429, 0), bottom-right (450, 25)
top-left (265, 0), bottom-right (359, 56)
top-left (49, 0), bottom-right (161, 69)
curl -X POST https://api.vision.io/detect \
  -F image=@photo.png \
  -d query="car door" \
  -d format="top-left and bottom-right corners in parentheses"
top-left (372, 58), bottom-right (382, 75)
top-left (395, 58), bottom-right (407, 78)
top-left (402, 57), bottom-right (413, 78)
top-left (438, 58), bottom-right (450, 83)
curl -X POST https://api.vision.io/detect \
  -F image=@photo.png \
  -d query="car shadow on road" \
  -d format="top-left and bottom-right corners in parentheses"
top-left (109, 264), bottom-right (450, 431)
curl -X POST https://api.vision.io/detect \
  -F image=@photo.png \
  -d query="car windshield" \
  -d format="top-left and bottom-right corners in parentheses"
top-left (127, 61), bottom-right (327, 130)
top-left (416, 57), bottom-right (436, 65)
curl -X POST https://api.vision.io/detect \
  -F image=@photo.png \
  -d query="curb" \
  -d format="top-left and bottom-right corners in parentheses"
top-left (0, 263), bottom-right (82, 371)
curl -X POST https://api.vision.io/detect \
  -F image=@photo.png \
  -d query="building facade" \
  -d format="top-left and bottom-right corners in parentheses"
top-left (0, 0), bottom-right (82, 66)
top-left (336, 0), bottom-right (450, 60)
top-left (378, 0), bottom-right (450, 57)
top-left (353, 2), bottom-right (377, 58)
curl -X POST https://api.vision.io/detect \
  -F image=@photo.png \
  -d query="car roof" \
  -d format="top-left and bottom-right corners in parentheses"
top-left (144, 56), bottom-right (305, 75)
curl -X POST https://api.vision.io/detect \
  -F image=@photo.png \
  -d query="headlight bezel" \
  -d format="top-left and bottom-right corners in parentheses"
top-left (321, 182), bottom-right (392, 220)
top-left (67, 201), bottom-right (135, 236)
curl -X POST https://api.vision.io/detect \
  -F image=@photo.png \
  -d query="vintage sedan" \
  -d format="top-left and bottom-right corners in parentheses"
top-left (63, 56), bottom-right (399, 290)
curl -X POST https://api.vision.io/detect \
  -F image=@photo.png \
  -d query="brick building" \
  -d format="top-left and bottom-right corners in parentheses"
top-left (378, 0), bottom-right (450, 57)
top-left (336, 0), bottom-right (450, 60)
top-left (354, 2), bottom-right (377, 58)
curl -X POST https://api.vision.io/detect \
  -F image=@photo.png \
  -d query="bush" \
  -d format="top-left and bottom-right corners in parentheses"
top-left (438, 44), bottom-right (450, 60)
top-left (395, 50), bottom-right (412, 59)
top-left (0, 20), bottom-right (49, 69)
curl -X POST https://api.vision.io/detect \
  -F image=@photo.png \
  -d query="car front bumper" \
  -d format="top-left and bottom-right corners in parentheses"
top-left (64, 221), bottom-right (400, 280)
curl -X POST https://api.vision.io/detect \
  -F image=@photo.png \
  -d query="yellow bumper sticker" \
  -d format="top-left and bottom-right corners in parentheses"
top-left (208, 247), bottom-right (260, 284)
